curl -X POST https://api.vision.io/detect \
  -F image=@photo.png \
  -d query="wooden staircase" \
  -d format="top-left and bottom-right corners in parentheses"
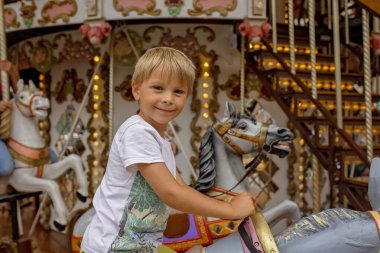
top-left (248, 24), bottom-right (379, 211)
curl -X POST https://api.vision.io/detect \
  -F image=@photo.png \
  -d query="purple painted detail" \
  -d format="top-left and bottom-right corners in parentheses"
top-left (163, 214), bottom-right (200, 243)
top-left (239, 219), bottom-right (264, 253)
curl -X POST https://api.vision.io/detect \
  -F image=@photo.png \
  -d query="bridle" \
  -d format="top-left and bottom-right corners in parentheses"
top-left (15, 93), bottom-right (41, 117)
top-left (213, 118), bottom-right (269, 154)
top-left (210, 118), bottom-right (269, 197)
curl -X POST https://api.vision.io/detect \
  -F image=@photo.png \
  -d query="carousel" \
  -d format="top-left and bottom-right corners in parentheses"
top-left (0, 0), bottom-right (379, 253)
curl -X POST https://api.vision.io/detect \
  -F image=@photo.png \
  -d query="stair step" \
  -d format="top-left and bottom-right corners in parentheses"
top-left (343, 176), bottom-right (368, 188)
top-left (281, 91), bottom-right (380, 102)
top-left (274, 69), bottom-right (363, 81)
top-left (296, 116), bottom-right (380, 124)
top-left (257, 50), bottom-right (337, 61)
top-left (318, 145), bottom-right (380, 154)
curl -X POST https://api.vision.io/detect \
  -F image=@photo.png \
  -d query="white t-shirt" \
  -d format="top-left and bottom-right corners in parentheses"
top-left (81, 115), bottom-right (176, 253)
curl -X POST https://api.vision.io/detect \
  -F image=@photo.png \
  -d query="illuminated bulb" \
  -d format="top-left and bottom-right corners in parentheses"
top-left (323, 65), bottom-right (329, 71)
top-left (277, 46), bottom-right (283, 51)
top-left (93, 160), bottom-right (98, 166)
top-left (94, 94), bottom-right (100, 100)
top-left (254, 44), bottom-right (261, 50)
top-left (249, 43), bottom-right (253, 49)
top-left (276, 62), bottom-right (281, 68)
top-left (267, 61), bottom-right (274, 67)
top-left (93, 55), bottom-right (100, 62)
top-left (203, 72), bottom-right (209, 77)
top-left (93, 85), bottom-right (99, 91)
top-left (203, 62), bottom-right (209, 67)
top-left (305, 49), bottom-right (311, 54)
top-left (203, 112), bottom-right (209, 118)
top-left (93, 132), bottom-right (98, 138)
top-left (329, 66), bottom-right (335, 72)
top-left (203, 93), bottom-right (209, 99)
top-left (299, 139), bottom-right (305, 145)
top-left (94, 171), bottom-right (99, 176)
top-left (39, 82), bottom-right (44, 88)
top-left (93, 113), bottom-right (99, 119)
top-left (202, 82), bottom-right (209, 88)
top-left (94, 141), bottom-right (99, 146)
top-left (39, 74), bottom-right (44, 81)
top-left (203, 103), bottom-right (209, 109)
top-left (94, 75), bottom-right (100, 81)
top-left (316, 65), bottom-right (321, 71)
top-left (93, 104), bottom-right (99, 110)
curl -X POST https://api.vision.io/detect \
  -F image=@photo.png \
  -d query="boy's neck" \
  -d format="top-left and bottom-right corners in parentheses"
top-left (137, 112), bottom-right (166, 138)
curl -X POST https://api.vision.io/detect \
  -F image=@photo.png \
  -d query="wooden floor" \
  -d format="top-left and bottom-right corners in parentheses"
top-left (0, 200), bottom-right (69, 253)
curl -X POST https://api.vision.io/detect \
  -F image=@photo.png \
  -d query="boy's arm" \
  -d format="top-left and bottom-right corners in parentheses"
top-left (138, 162), bottom-right (255, 220)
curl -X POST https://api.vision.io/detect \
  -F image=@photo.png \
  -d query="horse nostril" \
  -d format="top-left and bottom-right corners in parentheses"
top-left (278, 128), bottom-right (286, 134)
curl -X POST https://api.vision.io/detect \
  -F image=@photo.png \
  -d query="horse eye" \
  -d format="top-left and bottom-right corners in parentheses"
top-left (238, 123), bottom-right (247, 130)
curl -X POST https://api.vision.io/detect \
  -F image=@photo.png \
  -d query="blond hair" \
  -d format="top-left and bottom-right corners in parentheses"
top-left (131, 47), bottom-right (196, 93)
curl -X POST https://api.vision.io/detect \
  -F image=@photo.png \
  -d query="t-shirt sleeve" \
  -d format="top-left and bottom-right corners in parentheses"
top-left (118, 124), bottom-right (164, 168)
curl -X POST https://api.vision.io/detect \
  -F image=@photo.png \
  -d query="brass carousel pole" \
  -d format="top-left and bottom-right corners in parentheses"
top-left (0, 0), bottom-right (11, 139)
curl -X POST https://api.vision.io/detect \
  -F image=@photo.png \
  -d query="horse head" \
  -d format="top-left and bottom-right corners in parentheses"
top-left (14, 79), bottom-right (50, 120)
top-left (216, 101), bottom-right (293, 158)
top-left (196, 101), bottom-right (293, 192)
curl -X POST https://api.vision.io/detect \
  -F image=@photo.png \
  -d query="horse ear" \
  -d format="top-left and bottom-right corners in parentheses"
top-left (245, 99), bottom-right (257, 116)
top-left (224, 101), bottom-right (236, 119)
top-left (369, 157), bottom-right (380, 211)
top-left (17, 79), bottom-right (24, 92)
top-left (29, 80), bottom-right (37, 90)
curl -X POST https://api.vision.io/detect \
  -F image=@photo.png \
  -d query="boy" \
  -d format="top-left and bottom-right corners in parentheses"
top-left (81, 47), bottom-right (255, 253)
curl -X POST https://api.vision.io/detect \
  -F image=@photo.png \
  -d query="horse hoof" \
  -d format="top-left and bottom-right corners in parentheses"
top-left (76, 192), bottom-right (88, 203)
top-left (53, 220), bottom-right (66, 232)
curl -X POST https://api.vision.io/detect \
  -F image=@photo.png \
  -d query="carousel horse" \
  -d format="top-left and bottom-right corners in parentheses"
top-left (6, 79), bottom-right (90, 232)
top-left (70, 102), bottom-right (295, 253)
top-left (275, 157), bottom-right (380, 253)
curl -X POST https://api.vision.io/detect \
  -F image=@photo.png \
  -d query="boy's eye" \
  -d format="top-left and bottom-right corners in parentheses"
top-left (152, 86), bottom-right (163, 91)
top-left (175, 89), bottom-right (186, 95)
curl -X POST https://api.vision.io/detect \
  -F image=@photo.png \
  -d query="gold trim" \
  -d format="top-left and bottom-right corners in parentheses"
top-left (112, 0), bottom-right (161, 16)
top-left (368, 211), bottom-right (380, 239)
top-left (8, 145), bottom-right (50, 166)
top-left (250, 212), bottom-right (280, 253)
top-left (188, 0), bottom-right (237, 17)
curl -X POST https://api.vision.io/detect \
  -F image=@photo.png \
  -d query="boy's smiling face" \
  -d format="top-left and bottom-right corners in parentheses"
top-left (132, 68), bottom-right (189, 136)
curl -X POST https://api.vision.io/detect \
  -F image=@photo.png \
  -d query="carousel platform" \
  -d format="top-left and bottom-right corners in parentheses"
top-left (0, 195), bottom-right (67, 253)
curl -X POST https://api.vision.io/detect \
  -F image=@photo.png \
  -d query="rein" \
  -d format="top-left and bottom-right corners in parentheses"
top-left (209, 118), bottom-right (269, 197)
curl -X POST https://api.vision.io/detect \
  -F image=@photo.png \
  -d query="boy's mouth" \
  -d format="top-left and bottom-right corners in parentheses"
top-left (155, 107), bottom-right (175, 113)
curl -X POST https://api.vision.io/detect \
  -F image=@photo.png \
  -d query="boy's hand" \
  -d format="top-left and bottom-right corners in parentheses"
top-left (229, 192), bottom-right (256, 220)
top-left (0, 101), bottom-right (12, 112)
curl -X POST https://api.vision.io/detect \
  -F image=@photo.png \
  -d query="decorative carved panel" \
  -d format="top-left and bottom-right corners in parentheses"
top-left (113, 0), bottom-right (161, 16)
top-left (38, 0), bottom-right (78, 25)
top-left (19, 0), bottom-right (36, 28)
top-left (188, 0), bottom-right (237, 17)
top-left (113, 30), bottom-right (142, 66)
top-left (53, 69), bottom-right (86, 104)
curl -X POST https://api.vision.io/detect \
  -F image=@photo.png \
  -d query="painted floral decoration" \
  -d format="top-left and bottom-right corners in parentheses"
top-left (239, 21), bottom-right (272, 44)
top-left (79, 21), bottom-right (112, 45)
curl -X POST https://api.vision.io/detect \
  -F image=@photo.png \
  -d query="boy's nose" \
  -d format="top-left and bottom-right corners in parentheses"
top-left (162, 92), bottom-right (174, 103)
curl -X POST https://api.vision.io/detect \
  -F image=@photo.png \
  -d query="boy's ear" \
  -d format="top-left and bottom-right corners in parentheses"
top-left (131, 81), bottom-right (139, 101)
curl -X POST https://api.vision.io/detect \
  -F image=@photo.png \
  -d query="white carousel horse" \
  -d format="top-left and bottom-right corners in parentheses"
top-left (276, 157), bottom-right (380, 253)
top-left (70, 102), bottom-right (296, 253)
top-left (7, 79), bottom-right (90, 231)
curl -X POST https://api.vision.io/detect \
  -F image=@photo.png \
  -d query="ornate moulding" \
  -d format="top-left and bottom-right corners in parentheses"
top-left (38, 0), bottom-right (78, 25)
top-left (188, 0), bottom-right (237, 17)
top-left (113, 0), bottom-right (161, 16)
